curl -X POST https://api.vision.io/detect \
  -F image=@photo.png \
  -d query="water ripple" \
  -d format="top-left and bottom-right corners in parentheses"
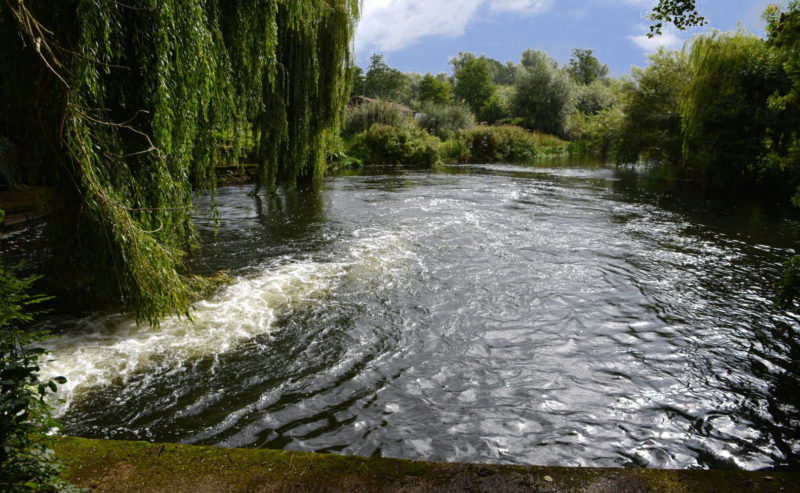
top-left (39, 163), bottom-right (800, 470)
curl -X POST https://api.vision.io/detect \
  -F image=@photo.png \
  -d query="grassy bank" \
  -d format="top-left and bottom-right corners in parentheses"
top-left (54, 437), bottom-right (799, 492)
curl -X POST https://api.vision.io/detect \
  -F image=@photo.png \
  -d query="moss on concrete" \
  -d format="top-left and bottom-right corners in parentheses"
top-left (53, 437), bottom-right (800, 492)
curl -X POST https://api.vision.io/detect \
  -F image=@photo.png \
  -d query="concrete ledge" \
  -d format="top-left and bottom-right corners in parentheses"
top-left (54, 437), bottom-right (800, 492)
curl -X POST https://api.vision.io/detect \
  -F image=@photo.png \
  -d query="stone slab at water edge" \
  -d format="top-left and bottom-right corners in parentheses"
top-left (54, 437), bottom-right (799, 492)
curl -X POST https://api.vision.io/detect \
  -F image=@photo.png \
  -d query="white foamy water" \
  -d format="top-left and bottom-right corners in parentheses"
top-left (39, 230), bottom-right (416, 414)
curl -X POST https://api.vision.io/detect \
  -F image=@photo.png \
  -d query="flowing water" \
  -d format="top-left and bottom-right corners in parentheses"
top-left (34, 162), bottom-right (800, 470)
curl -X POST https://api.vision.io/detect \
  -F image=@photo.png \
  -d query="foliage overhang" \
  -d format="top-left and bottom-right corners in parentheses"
top-left (0, 0), bottom-right (359, 325)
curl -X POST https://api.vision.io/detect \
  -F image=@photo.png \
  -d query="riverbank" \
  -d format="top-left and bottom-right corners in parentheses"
top-left (54, 437), bottom-right (799, 492)
top-left (0, 166), bottom-right (255, 235)
top-left (0, 186), bottom-right (51, 234)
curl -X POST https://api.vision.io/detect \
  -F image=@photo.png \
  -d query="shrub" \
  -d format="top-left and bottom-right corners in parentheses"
top-left (495, 117), bottom-right (527, 127)
top-left (575, 80), bottom-right (618, 115)
top-left (343, 101), bottom-right (412, 137)
top-left (358, 124), bottom-right (440, 167)
top-left (440, 138), bottom-right (470, 162)
top-left (416, 102), bottom-right (475, 138)
top-left (567, 106), bottom-right (624, 156)
top-left (0, 265), bottom-right (76, 492)
top-left (479, 94), bottom-right (510, 124)
top-left (324, 132), bottom-right (362, 170)
top-left (344, 131), bottom-right (369, 165)
top-left (460, 125), bottom-right (541, 163)
top-left (440, 125), bottom-right (570, 164)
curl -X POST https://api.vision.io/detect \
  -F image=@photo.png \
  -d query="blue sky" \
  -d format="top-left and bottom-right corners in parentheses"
top-left (354, 0), bottom-right (789, 77)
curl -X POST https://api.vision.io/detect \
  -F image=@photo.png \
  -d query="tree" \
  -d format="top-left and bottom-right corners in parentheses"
top-left (520, 49), bottom-right (558, 71)
top-left (450, 53), bottom-right (515, 86)
top-left (350, 65), bottom-right (366, 98)
top-left (0, 1), bottom-right (360, 324)
top-left (575, 80), bottom-right (618, 115)
top-left (449, 52), bottom-right (478, 76)
top-left (454, 57), bottom-right (496, 115)
top-left (615, 48), bottom-right (689, 164)
top-left (649, 0), bottom-right (706, 36)
top-left (486, 58), bottom-right (517, 86)
top-left (681, 31), bottom-right (789, 190)
top-left (568, 49), bottom-right (609, 85)
top-left (417, 73), bottom-right (452, 105)
top-left (480, 93), bottom-right (510, 124)
top-left (511, 50), bottom-right (576, 136)
top-left (365, 54), bottom-right (408, 100)
top-left (764, 1), bottom-right (800, 191)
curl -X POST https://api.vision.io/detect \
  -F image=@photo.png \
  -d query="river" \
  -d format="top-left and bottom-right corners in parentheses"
top-left (36, 161), bottom-right (800, 470)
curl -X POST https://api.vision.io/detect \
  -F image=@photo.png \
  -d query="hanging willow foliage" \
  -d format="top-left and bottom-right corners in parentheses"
top-left (0, 0), bottom-right (359, 325)
top-left (680, 30), bottom-right (791, 190)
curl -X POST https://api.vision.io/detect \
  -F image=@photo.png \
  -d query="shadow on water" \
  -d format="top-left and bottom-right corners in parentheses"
top-left (187, 182), bottom-right (332, 275)
top-left (609, 165), bottom-right (800, 250)
top-left (590, 161), bottom-right (800, 469)
top-left (601, 164), bottom-right (799, 469)
top-left (604, 162), bottom-right (800, 469)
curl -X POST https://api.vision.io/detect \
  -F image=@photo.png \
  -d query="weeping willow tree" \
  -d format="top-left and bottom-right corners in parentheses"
top-left (679, 29), bottom-right (792, 190)
top-left (0, 1), bottom-right (359, 325)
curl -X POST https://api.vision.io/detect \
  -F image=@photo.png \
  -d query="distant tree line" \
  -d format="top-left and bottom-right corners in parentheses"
top-left (352, 47), bottom-right (609, 138)
top-left (350, 1), bottom-right (799, 203)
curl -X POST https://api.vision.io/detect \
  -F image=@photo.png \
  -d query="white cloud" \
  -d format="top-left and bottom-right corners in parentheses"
top-left (629, 26), bottom-right (683, 52)
top-left (355, 0), bottom-right (552, 55)
top-left (490, 0), bottom-right (553, 15)
top-left (356, 0), bottom-right (482, 54)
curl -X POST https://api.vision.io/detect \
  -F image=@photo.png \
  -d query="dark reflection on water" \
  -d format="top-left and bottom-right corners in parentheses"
top-left (45, 160), bottom-right (800, 470)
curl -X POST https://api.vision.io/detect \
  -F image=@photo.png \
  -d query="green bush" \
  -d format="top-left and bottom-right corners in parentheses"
top-left (459, 125), bottom-right (543, 163)
top-left (416, 102), bottom-right (475, 138)
top-left (0, 265), bottom-right (77, 492)
top-left (438, 125), bottom-right (570, 164)
top-left (568, 106), bottom-right (626, 156)
top-left (479, 94), bottom-right (510, 124)
top-left (324, 132), bottom-right (362, 170)
top-left (343, 101), bottom-right (412, 137)
top-left (494, 117), bottom-right (527, 128)
top-left (344, 132), bottom-right (369, 165)
top-left (351, 124), bottom-right (440, 168)
top-left (440, 138), bottom-right (470, 162)
top-left (530, 131), bottom-right (569, 152)
top-left (575, 80), bottom-right (618, 116)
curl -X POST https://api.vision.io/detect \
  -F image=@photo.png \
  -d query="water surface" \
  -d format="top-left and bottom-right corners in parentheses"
top-left (39, 162), bottom-right (800, 470)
